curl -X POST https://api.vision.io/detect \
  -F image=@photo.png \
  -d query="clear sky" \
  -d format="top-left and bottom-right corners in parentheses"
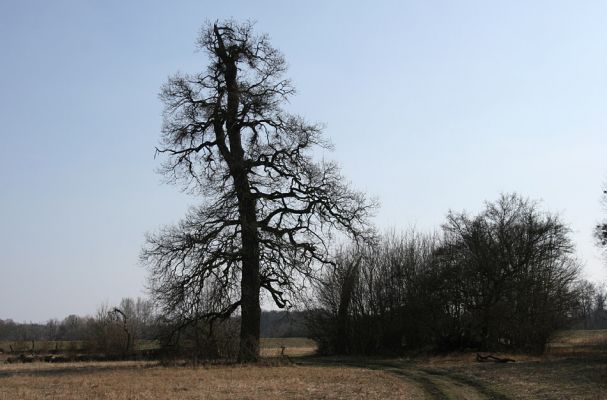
top-left (1, 1), bottom-right (606, 322)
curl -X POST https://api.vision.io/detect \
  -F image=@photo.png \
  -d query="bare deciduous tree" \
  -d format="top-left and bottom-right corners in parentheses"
top-left (436, 193), bottom-right (580, 352)
top-left (142, 20), bottom-right (375, 362)
top-left (595, 188), bottom-right (607, 255)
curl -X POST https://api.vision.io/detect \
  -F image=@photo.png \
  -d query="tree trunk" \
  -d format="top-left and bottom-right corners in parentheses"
top-left (215, 32), bottom-right (262, 362)
top-left (237, 194), bottom-right (261, 362)
top-left (335, 258), bottom-right (359, 354)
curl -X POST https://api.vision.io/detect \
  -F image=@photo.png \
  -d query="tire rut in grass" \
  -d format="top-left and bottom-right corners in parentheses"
top-left (367, 360), bottom-right (510, 400)
top-left (419, 368), bottom-right (510, 400)
top-left (298, 357), bottom-right (510, 400)
top-left (370, 365), bottom-right (449, 400)
top-left (332, 360), bottom-right (451, 400)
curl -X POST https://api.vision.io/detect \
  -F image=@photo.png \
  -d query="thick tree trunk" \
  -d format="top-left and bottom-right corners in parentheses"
top-left (237, 194), bottom-right (261, 362)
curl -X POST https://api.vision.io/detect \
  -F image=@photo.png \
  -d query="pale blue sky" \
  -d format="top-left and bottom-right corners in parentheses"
top-left (1, 1), bottom-right (606, 322)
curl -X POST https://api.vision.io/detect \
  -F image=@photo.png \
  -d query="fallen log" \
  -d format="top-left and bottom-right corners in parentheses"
top-left (476, 353), bottom-right (515, 363)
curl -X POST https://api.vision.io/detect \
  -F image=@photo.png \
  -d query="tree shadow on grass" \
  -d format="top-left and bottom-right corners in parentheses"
top-left (0, 362), bottom-right (158, 379)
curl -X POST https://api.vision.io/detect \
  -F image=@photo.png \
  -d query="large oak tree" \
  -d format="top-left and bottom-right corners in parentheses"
top-left (142, 21), bottom-right (374, 362)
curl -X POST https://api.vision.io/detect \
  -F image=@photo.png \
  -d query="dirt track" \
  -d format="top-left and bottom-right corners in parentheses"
top-left (302, 358), bottom-right (510, 400)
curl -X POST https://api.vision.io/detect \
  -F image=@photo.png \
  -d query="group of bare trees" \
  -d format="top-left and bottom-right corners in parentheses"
top-left (0, 305), bottom-right (307, 361)
top-left (91, 297), bottom-right (157, 356)
top-left (572, 280), bottom-right (607, 329)
top-left (138, 20), bottom-right (607, 361)
top-left (309, 230), bottom-right (436, 354)
top-left (0, 297), bottom-right (158, 358)
top-left (310, 194), bottom-right (586, 354)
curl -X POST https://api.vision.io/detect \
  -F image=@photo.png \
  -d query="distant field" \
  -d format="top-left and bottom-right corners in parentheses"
top-left (260, 337), bottom-right (317, 357)
top-left (0, 337), bottom-right (317, 358)
top-left (546, 329), bottom-right (607, 354)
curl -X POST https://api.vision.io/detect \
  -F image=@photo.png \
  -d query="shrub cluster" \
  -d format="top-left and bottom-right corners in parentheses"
top-left (310, 194), bottom-right (582, 354)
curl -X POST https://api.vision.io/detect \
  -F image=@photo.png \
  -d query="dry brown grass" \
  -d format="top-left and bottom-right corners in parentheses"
top-left (0, 362), bottom-right (423, 400)
top-left (403, 332), bottom-right (607, 399)
top-left (439, 355), bottom-right (607, 399)
top-left (2, 331), bottom-right (606, 399)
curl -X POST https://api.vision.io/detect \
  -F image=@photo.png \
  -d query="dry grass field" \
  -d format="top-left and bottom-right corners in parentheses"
top-left (0, 362), bottom-right (422, 400)
top-left (321, 352), bottom-right (607, 399)
top-left (1, 331), bottom-right (606, 399)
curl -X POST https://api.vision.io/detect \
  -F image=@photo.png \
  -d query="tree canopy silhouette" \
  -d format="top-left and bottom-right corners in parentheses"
top-left (596, 189), bottom-right (607, 252)
top-left (141, 20), bottom-right (375, 362)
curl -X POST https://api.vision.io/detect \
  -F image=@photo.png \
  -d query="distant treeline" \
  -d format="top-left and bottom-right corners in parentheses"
top-left (0, 298), bottom-right (159, 356)
top-left (0, 307), bottom-right (307, 343)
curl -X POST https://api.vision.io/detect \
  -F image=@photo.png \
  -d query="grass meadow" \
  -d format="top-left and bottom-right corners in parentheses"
top-left (0, 331), bottom-right (606, 399)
